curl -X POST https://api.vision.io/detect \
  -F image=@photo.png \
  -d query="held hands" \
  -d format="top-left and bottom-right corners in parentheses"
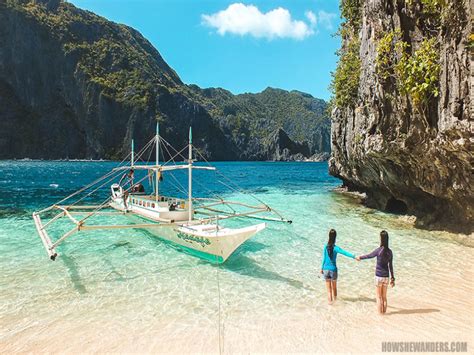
top-left (355, 256), bottom-right (361, 261)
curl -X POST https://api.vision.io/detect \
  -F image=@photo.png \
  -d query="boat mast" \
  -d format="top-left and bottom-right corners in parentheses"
top-left (155, 122), bottom-right (160, 203)
top-left (131, 139), bottom-right (134, 167)
top-left (188, 127), bottom-right (193, 222)
top-left (131, 138), bottom-right (135, 187)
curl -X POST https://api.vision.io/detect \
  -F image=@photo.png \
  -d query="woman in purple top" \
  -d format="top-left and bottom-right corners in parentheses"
top-left (356, 230), bottom-right (395, 314)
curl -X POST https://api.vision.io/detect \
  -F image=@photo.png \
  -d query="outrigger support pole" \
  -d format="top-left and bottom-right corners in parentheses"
top-left (33, 212), bottom-right (58, 260)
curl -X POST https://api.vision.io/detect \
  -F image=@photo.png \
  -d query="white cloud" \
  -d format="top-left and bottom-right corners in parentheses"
top-left (316, 10), bottom-right (337, 30)
top-left (202, 3), bottom-right (314, 40)
top-left (305, 11), bottom-right (317, 27)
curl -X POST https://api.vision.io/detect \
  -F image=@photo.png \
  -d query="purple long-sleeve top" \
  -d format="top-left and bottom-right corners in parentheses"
top-left (360, 246), bottom-right (394, 278)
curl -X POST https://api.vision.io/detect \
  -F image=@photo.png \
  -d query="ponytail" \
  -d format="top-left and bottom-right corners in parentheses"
top-left (327, 229), bottom-right (337, 259)
top-left (380, 230), bottom-right (389, 258)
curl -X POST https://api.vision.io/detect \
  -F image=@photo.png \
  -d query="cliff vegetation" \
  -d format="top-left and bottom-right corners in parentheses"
top-left (329, 0), bottom-right (473, 233)
top-left (0, 0), bottom-right (330, 161)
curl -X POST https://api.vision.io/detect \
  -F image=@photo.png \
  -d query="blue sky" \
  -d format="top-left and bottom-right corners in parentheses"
top-left (69, 0), bottom-right (341, 100)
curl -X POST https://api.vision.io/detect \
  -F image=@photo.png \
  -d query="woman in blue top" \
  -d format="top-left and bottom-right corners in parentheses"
top-left (321, 229), bottom-right (357, 304)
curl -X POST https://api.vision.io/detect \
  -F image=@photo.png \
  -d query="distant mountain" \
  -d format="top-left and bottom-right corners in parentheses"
top-left (0, 0), bottom-right (330, 161)
top-left (190, 86), bottom-right (330, 160)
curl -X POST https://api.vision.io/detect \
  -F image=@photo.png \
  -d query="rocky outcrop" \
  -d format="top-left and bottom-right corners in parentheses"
top-left (265, 128), bottom-right (310, 161)
top-left (329, 0), bottom-right (473, 233)
top-left (0, 0), bottom-right (330, 161)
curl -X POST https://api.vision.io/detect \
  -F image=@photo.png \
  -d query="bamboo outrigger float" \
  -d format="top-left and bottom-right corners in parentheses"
top-left (33, 124), bottom-right (291, 263)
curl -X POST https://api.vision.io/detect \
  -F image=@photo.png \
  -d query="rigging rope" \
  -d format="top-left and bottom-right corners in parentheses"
top-left (78, 172), bottom-right (152, 224)
top-left (51, 136), bottom-right (156, 208)
top-left (193, 147), bottom-right (288, 220)
top-left (52, 152), bottom-right (131, 207)
top-left (158, 137), bottom-right (237, 212)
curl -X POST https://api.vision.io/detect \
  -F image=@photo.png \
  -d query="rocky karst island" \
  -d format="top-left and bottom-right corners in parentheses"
top-left (329, 0), bottom-right (472, 233)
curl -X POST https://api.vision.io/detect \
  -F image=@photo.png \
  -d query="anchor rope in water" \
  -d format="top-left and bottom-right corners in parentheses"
top-left (217, 263), bottom-right (223, 355)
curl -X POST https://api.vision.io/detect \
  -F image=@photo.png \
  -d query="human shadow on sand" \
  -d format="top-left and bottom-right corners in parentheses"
top-left (340, 296), bottom-right (376, 303)
top-left (387, 308), bottom-right (440, 315)
top-left (61, 254), bottom-right (87, 294)
top-left (214, 254), bottom-right (315, 291)
top-left (340, 297), bottom-right (440, 315)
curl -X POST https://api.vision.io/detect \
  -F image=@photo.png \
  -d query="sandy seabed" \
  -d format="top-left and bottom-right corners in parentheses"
top-left (1, 263), bottom-right (473, 354)
top-left (1, 161), bottom-right (473, 354)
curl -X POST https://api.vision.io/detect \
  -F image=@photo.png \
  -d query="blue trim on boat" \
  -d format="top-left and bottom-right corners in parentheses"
top-left (128, 211), bottom-right (225, 263)
top-left (158, 237), bottom-right (224, 264)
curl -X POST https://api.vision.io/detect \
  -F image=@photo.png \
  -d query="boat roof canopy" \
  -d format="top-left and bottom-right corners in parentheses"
top-left (113, 165), bottom-right (216, 172)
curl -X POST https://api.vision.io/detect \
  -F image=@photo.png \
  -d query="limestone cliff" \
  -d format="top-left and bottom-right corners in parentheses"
top-left (329, 0), bottom-right (473, 232)
top-left (0, 0), bottom-right (330, 161)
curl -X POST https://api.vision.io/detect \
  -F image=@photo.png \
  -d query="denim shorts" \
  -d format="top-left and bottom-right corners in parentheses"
top-left (375, 276), bottom-right (389, 286)
top-left (323, 270), bottom-right (338, 281)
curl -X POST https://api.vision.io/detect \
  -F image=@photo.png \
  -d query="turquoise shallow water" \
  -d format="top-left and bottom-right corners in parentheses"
top-left (0, 161), bottom-right (473, 352)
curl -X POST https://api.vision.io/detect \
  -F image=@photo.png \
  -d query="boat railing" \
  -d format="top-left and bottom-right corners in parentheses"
top-left (131, 194), bottom-right (189, 209)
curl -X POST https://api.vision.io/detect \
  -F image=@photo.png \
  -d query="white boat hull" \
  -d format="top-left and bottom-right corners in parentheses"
top-left (110, 195), bottom-right (265, 263)
top-left (149, 222), bottom-right (266, 263)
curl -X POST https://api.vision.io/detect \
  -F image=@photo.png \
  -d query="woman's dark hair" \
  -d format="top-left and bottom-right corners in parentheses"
top-left (327, 229), bottom-right (337, 259)
top-left (380, 230), bottom-right (389, 257)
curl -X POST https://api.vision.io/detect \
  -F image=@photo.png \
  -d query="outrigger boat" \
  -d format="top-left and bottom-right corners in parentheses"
top-left (33, 124), bottom-right (291, 263)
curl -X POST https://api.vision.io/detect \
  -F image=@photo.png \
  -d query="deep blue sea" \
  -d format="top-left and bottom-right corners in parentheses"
top-left (1, 161), bottom-right (472, 352)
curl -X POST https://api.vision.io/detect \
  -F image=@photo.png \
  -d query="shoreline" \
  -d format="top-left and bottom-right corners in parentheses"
top-left (332, 186), bottom-right (474, 237)
top-left (0, 159), bottom-right (330, 163)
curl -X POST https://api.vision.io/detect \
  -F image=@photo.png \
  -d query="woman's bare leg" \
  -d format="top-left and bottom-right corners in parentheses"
top-left (376, 286), bottom-right (384, 314)
top-left (381, 285), bottom-right (388, 313)
top-left (331, 280), bottom-right (337, 301)
top-left (325, 281), bottom-right (333, 304)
